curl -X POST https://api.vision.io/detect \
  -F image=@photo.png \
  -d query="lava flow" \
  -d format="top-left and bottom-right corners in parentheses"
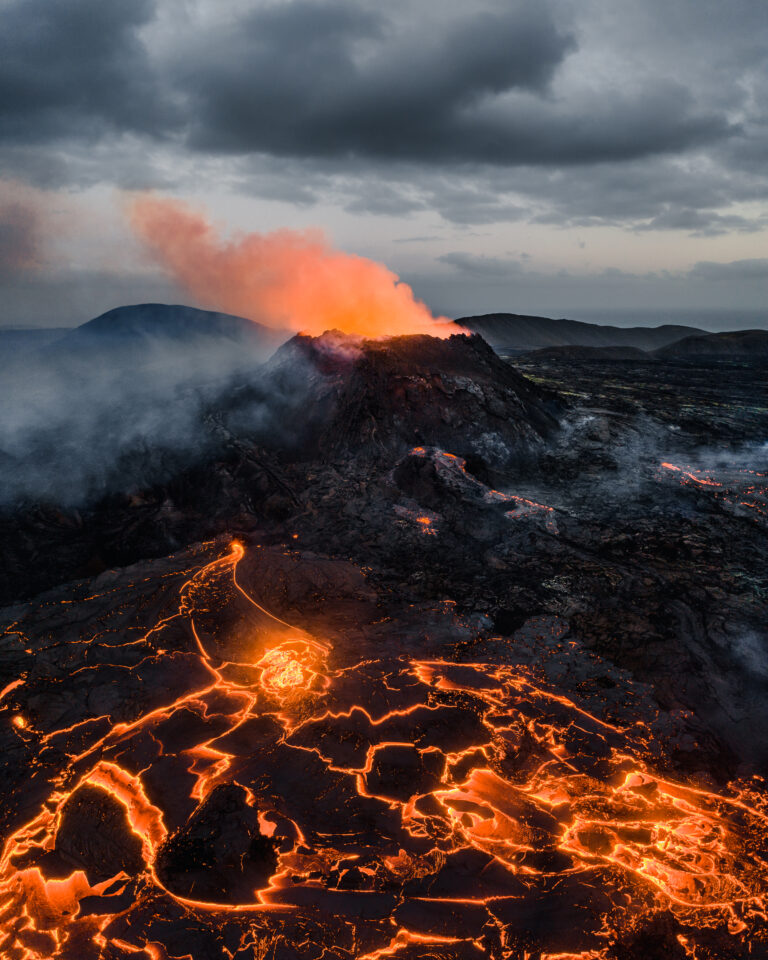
top-left (1, 540), bottom-right (767, 958)
top-left (405, 446), bottom-right (559, 534)
top-left (660, 461), bottom-right (768, 523)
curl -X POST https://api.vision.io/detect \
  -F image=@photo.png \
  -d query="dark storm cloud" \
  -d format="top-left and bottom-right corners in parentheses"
top-left (0, 0), bottom-right (765, 265)
top-left (0, 0), bottom-right (169, 144)
top-left (0, 0), bottom-right (736, 169)
top-left (179, 2), bottom-right (578, 160)
top-left (176, 2), bottom-right (734, 166)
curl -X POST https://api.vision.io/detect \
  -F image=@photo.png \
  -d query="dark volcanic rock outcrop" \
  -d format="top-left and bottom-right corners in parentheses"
top-left (2, 328), bottom-right (768, 959)
top-left (156, 783), bottom-right (279, 903)
top-left (0, 330), bottom-right (561, 605)
top-left (229, 330), bottom-right (562, 462)
top-left (526, 344), bottom-right (649, 361)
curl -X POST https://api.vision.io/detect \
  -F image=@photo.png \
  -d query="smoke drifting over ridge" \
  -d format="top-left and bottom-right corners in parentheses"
top-left (0, 313), bottom-right (287, 507)
top-left (130, 196), bottom-right (450, 339)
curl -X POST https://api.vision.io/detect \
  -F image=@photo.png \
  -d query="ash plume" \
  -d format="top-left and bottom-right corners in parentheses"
top-left (130, 196), bottom-right (451, 339)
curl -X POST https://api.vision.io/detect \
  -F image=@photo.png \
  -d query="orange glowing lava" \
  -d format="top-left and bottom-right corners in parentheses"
top-left (660, 460), bottom-right (768, 523)
top-left (130, 196), bottom-right (450, 339)
top-left (257, 639), bottom-right (328, 702)
top-left (1, 539), bottom-right (767, 957)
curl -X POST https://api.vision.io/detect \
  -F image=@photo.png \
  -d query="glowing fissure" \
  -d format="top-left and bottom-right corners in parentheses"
top-left (1, 541), bottom-right (766, 957)
top-left (660, 460), bottom-right (768, 523)
top-left (408, 446), bottom-right (560, 534)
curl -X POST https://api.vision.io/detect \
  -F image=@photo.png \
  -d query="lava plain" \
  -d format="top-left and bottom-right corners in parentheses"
top-left (1, 540), bottom-right (766, 960)
top-left (1, 338), bottom-right (768, 959)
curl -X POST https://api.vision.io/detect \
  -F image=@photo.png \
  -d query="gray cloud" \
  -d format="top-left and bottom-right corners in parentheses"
top-left (689, 259), bottom-right (768, 281)
top-left (393, 235), bottom-right (441, 244)
top-left (636, 208), bottom-right (766, 237)
top-left (436, 251), bottom-right (768, 289)
top-left (0, 0), bottom-right (744, 170)
top-left (179, 3), bottom-right (580, 162)
top-left (438, 252), bottom-right (526, 279)
top-left (0, 0), bottom-right (766, 323)
top-left (0, 0), bottom-right (170, 144)
top-left (217, 148), bottom-right (768, 234)
top-left (0, 200), bottom-right (40, 277)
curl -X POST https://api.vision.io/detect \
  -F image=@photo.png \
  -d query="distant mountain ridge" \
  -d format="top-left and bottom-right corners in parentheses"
top-left (521, 329), bottom-right (768, 361)
top-left (60, 303), bottom-right (285, 349)
top-left (655, 329), bottom-right (768, 358)
top-left (5, 306), bottom-right (763, 366)
top-left (455, 312), bottom-right (706, 352)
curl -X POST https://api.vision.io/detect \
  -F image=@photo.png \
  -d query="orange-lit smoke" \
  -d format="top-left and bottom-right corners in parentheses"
top-left (130, 196), bottom-right (450, 339)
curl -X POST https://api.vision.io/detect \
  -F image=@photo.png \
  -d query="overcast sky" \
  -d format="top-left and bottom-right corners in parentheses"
top-left (1, 0), bottom-right (767, 328)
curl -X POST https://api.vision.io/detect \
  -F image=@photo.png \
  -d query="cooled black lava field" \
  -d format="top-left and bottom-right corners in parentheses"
top-left (1, 333), bottom-right (767, 959)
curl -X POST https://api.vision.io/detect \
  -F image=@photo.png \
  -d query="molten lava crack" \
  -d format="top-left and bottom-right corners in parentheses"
top-left (1, 541), bottom-right (766, 958)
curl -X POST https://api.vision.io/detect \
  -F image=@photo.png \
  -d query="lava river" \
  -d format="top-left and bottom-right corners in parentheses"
top-left (1, 542), bottom-right (767, 959)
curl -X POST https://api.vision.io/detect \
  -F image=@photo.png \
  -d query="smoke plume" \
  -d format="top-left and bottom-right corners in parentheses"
top-left (130, 196), bottom-right (450, 339)
top-left (0, 320), bottom-right (286, 507)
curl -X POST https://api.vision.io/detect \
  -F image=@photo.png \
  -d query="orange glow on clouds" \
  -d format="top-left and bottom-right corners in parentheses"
top-left (130, 196), bottom-right (450, 339)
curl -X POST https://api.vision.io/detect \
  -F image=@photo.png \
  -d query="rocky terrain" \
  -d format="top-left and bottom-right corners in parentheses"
top-left (654, 329), bottom-right (768, 359)
top-left (0, 325), bottom-right (767, 959)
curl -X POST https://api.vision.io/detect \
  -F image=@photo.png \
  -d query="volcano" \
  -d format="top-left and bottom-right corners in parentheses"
top-left (0, 330), bottom-right (561, 605)
top-left (1, 319), bottom-right (767, 959)
top-left (227, 330), bottom-right (562, 463)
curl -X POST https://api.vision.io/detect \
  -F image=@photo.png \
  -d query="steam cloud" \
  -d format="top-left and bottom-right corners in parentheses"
top-left (130, 196), bottom-right (450, 340)
top-left (0, 329), bottom-right (283, 507)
